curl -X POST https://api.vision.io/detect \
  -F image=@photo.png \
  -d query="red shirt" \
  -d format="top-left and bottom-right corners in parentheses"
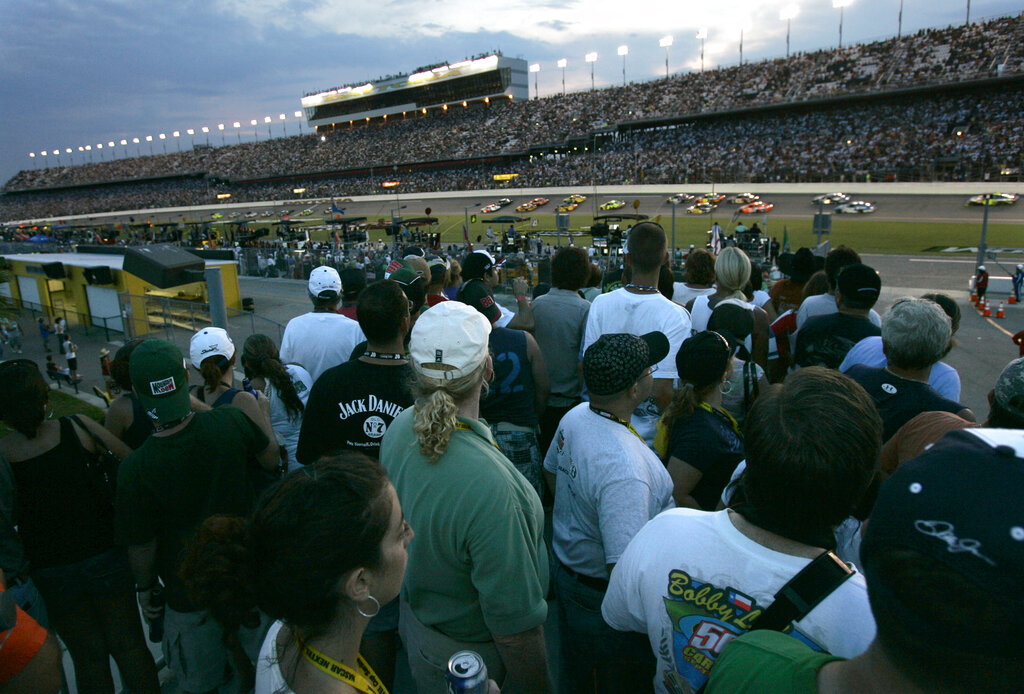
top-left (426, 294), bottom-right (449, 307)
top-left (337, 305), bottom-right (358, 320)
top-left (0, 594), bottom-right (48, 685)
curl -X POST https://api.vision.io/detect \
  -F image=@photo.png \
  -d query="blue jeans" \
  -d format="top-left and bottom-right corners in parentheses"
top-left (553, 562), bottom-right (655, 694)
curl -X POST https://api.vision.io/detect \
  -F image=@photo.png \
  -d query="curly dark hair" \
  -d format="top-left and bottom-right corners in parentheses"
top-left (181, 454), bottom-right (392, 639)
top-left (684, 249), bottom-right (716, 286)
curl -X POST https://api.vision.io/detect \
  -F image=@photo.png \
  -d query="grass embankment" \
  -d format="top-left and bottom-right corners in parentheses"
top-left (0, 389), bottom-right (104, 438)
top-left (277, 214), bottom-right (1019, 255)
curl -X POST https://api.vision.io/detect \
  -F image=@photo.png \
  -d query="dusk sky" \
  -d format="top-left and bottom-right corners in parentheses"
top-left (1, 0), bottom-right (1019, 187)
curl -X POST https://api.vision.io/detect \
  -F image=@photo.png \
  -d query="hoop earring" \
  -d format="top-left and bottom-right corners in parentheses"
top-left (720, 378), bottom-right (735, 396)
top-left (357, 595), bottom-right (381, 619)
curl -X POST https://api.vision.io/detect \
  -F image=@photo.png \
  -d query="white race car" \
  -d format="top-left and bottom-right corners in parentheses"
top-left (834, 201), bottom-right (876, 214)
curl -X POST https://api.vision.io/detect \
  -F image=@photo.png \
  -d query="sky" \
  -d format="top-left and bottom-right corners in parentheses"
top-left (1, 0), bottom-right (1019, 187)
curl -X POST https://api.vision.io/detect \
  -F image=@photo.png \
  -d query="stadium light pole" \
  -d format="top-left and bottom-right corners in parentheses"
top-left (696, 28), bottom-right (708, 73)
top-left (585, 52), bottom-right (597, 91)
top-left (295, 111), bottom-right (304, 135)
top-left (529, 63), bottom-right (540, 100)
top-left (172, 131), bottom-right (180, 152)
top-left (233, 122), bottom-right (241, 144)
top-left (159, 133), bottom-right (167, 154)
top-left (28, 152), bottom-right (36, 168)
top-left (97, 143), bottom-right (104, 161)
top-left (833, 0), bottom-right (853, 49)
top-left (218, 123), bottom-right (226, 146)
top-left (659, 36), bottom-right (673, 78)
top-left (250, 119), bottom-right (258, 142)
top-left (264, 116), bottom-right (272, 138)
top-left (132, 137), bottom-right (140, 156)
top-left (965, 0), bottom-right (970, 24)
top-left (145, 136), bottom-right (154, 155)
top-left (617, 45), bottom-right (628, 86)
top-left (201, 127), bottom-right (210, 146)
top-left (118, 142), bottom-right (125, 161)
top-left (85, 145), bottom-right (92, 163)
top-left (557, 58), bottom-right (567, 95)
top-left (186, 129), bottom-right (195, 149)
top-left (780, 5), bottom-right (799, 58)
top-left (279, 113), bottom-right (286, 137)
top-left (897, 0), bottom-right (903, 38)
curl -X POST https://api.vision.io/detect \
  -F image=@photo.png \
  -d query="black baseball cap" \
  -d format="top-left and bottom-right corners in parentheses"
top-left (584, 332), bottom-right (669, 396)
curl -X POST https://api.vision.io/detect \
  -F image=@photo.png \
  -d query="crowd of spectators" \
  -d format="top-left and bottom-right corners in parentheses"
top-left (2, 14), bottom-right (1022, 222)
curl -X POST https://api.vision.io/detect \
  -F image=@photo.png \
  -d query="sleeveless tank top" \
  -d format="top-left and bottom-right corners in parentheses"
top-left (480, 327), bottom-right (537, 428)
top-left (124, 393), bottom-right (155, 451)
top-left (9, 418), bottom-right (115, 569)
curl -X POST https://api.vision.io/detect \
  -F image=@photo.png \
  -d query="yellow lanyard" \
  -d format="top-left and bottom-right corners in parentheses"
top-left (698, 401), bottom-right (741, 437)
top-left (454, 420), bottom-right (502, 452)
top-left (297, 638), bottom-right (389, 694)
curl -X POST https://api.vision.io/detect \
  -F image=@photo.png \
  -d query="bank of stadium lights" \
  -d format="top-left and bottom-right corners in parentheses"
top-left (617, 45), bottom-right (628, 86)
top-left (201, 126), bottom-right (210, 147)
top-left (529, 63), bottom-right (540, 100)
top-left (585, 52), bottom-right (597, 91)
top-left (557, 58), bottom-right (568, 95)
top-left (779, 5), bottom-right (799, 57)
top-left (833, 0), bottom-right (853, 49)
top-left (659, 36), bottom-right (673, 78)
top-left (264, 115), bottom-right (272, 138)
top-left (696, 28), bottom-right (708, 73)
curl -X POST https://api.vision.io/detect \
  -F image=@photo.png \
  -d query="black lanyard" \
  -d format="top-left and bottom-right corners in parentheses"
top-left (363, 351), bottom-right (405, 360)
top-left (589, 406), bottom-right (644, 441)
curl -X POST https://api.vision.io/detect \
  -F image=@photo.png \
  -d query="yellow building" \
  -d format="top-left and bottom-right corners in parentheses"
top-left (0, 250), bottom-right (240, 337)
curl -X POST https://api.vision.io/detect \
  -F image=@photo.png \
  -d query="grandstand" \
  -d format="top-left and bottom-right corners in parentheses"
top-left (302, 54), bottom-right (528, 127)
top-left (2, 13), bottom-right (1022, 221)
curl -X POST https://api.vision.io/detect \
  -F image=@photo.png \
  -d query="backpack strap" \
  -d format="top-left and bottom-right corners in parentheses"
top-left (750, 551), bottom-right (854, 633)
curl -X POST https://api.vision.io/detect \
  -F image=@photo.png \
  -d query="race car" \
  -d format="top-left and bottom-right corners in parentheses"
top-left (210, 212), bottom-right (223, 219)
top-left (563, 194), bottom-right (587, 204)
top-left (532, 197), bottom-right (550, 207)
top-left (600, 200), bottom-right (626, 211)
top-left (686, 202), bottom-right (717, 214)
top-left (698, 193), bottom-right (726, 204)
top-left (299, 208), bottom-right (315, 216)
top-left (481, 203), bottom-right (502, 213)
top-left (497, 198), bottom-right (513, 207)
top-left (739, 201), bottom-right (774, 214)
top-left (811, 193), bottom-right (850, 206)
top-left (558, 202), bottom-right (579, 212)
top-left (966, 193), bottom-right (1019, 206)
top-left (730, 193), bottom-right (760, 204)
top-left (667, 193), bottom-right (695, 204)
top-left (834, 201), bottom-right (876, 214)
top-left (260, 211), bottom-right (274, 218)
top-left (245, 211), bottom-right (258, 218)
top-left (516, 201), bottom-right (538, 212)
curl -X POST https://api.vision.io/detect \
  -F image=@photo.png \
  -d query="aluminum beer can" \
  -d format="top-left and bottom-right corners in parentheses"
top-left (446, 650), bottom-right (487, 694)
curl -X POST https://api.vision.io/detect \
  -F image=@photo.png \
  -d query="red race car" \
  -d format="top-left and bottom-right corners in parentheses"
top-left (739, 201), bottom-right (774, 214)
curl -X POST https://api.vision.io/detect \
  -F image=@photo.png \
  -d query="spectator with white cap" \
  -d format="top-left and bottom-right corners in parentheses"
top-left (975, 264), bottom-right (989, 301)
top-left (380, 301), bottom-right (552, 694)
top-left (461, 250), bottom-right (535, 331)
top-left (280, 266), bottom-right (365, 382)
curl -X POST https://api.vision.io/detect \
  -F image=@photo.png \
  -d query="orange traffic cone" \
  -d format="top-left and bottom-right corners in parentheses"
top-left (1010, 295), bottom-right (1018, 305)
top-left (983, 300), bottom-right (992, 317)
top-left (970, 290), bottom-right (979, 304)
top-left (997, 302), bottom-right (1006, 319)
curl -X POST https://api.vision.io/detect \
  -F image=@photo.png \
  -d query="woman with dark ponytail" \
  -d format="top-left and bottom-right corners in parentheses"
top-left (655, 331), bottom-right (745, 511)
top-left (241, 334), bottom-right (312, 471)
top-left (181, 453), bottom-right (426, 694)
top-left (189, 327), bottom-right (279, 460)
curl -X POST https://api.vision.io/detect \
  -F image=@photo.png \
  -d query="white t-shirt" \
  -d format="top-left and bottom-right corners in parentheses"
top-left (267, 364), bottom-right (313, 471)
top-left (602, 508), bottom-right (875, 694)
top-left (796, 294), bottom-right (881, 330)
top-left (255, 620), bottom-right (293, 694)
top-left (583, 289), bottom-right (692, 446)
top-left (543, 403), bottom-right (675, 579)
top-left (280, 312), bottom-right (365, 384)
top-left (838, 335), bottom-right (961, 402)
top-left (672, 283), bottom-right (714, 307)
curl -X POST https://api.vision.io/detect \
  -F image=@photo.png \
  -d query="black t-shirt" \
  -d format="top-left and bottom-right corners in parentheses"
top-left (296, 359), bottom-right (414, 464)
top-left (795, 313), bottom-right (881, 370)
top-left (846, 365), bottom-right (965, 441)
top-left (667, 407), bottom-right (745, 511)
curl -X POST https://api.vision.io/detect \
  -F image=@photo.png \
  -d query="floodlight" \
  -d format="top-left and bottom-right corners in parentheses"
top-left (780, 4), bottom-right (799, 20)
top-left (264, 116), bottom-right (271, 123)
top-left (557, 58), bottom-right (567, 68)
top-left (617, 45), bottom-right (628, 56)
top-left (172, 132), bottom-right (179, 138)
top-left (585, 52), bottom-right (597, 62)
top-left (832, 0), bottom-right (852, 7)
top-left (250, 119), bottom-right (257, 126)
top-left (158, 133), bottom-right (166, 139)
top-left (233, 122), bottom-right (241, 128)
top-left (85, 145), bottom-right (91, 150)
top-left (279, 113), bottom-right (286, 120)
top-left (218, 123), bottom-right (225, 130)
top-left (660, 35), bottom-right (674, 48)
top-left (145, 136), bottom-right (152, 142)
top-left (186, 129), bottom-right (194, 136)
top-left (696, 27), bottom-right (708, 39)
top-left (201, 127), bottom-right (209, 133)
top-left (108, 141), bottom-right (116, 146)
top-left (294, 110), bottom-right (302, 118)
top-left (132, 138), bottom-right (140, 143)
top-left (529, 63), bottom-right (540, 72)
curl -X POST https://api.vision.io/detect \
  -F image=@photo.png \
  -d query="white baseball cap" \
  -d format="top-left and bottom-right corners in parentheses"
top-left (409, 302), bottom-right (491, 380)
top-left (308, 266), bottom-right (342, 299)
top-left (190, 326), bottom-right (235, 368)
top-left (979, 265), bottom-right (986, 271)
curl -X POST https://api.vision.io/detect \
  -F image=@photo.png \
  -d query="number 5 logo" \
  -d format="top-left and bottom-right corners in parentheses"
top-left (688, 620), bottom-right (737, 655)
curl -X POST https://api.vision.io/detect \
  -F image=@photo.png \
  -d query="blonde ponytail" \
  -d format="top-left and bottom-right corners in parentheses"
top-left (411, 361), bottom-right (488, 463)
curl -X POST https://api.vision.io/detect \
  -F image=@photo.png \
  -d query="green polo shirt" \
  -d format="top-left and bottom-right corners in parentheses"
top-left (380, 407), bottom-right (548, 641)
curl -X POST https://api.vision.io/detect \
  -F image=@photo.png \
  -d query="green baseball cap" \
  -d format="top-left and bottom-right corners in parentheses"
top-left (129, 339), bottom-right (192, 425)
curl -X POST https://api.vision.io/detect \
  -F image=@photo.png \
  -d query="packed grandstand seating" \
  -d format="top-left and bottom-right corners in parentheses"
top-left (2, 14), bottom-right (1021, 221)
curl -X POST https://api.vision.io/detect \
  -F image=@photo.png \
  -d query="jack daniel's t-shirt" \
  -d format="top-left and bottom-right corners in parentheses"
top-left (296, 359), bottom-right (413, 463)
